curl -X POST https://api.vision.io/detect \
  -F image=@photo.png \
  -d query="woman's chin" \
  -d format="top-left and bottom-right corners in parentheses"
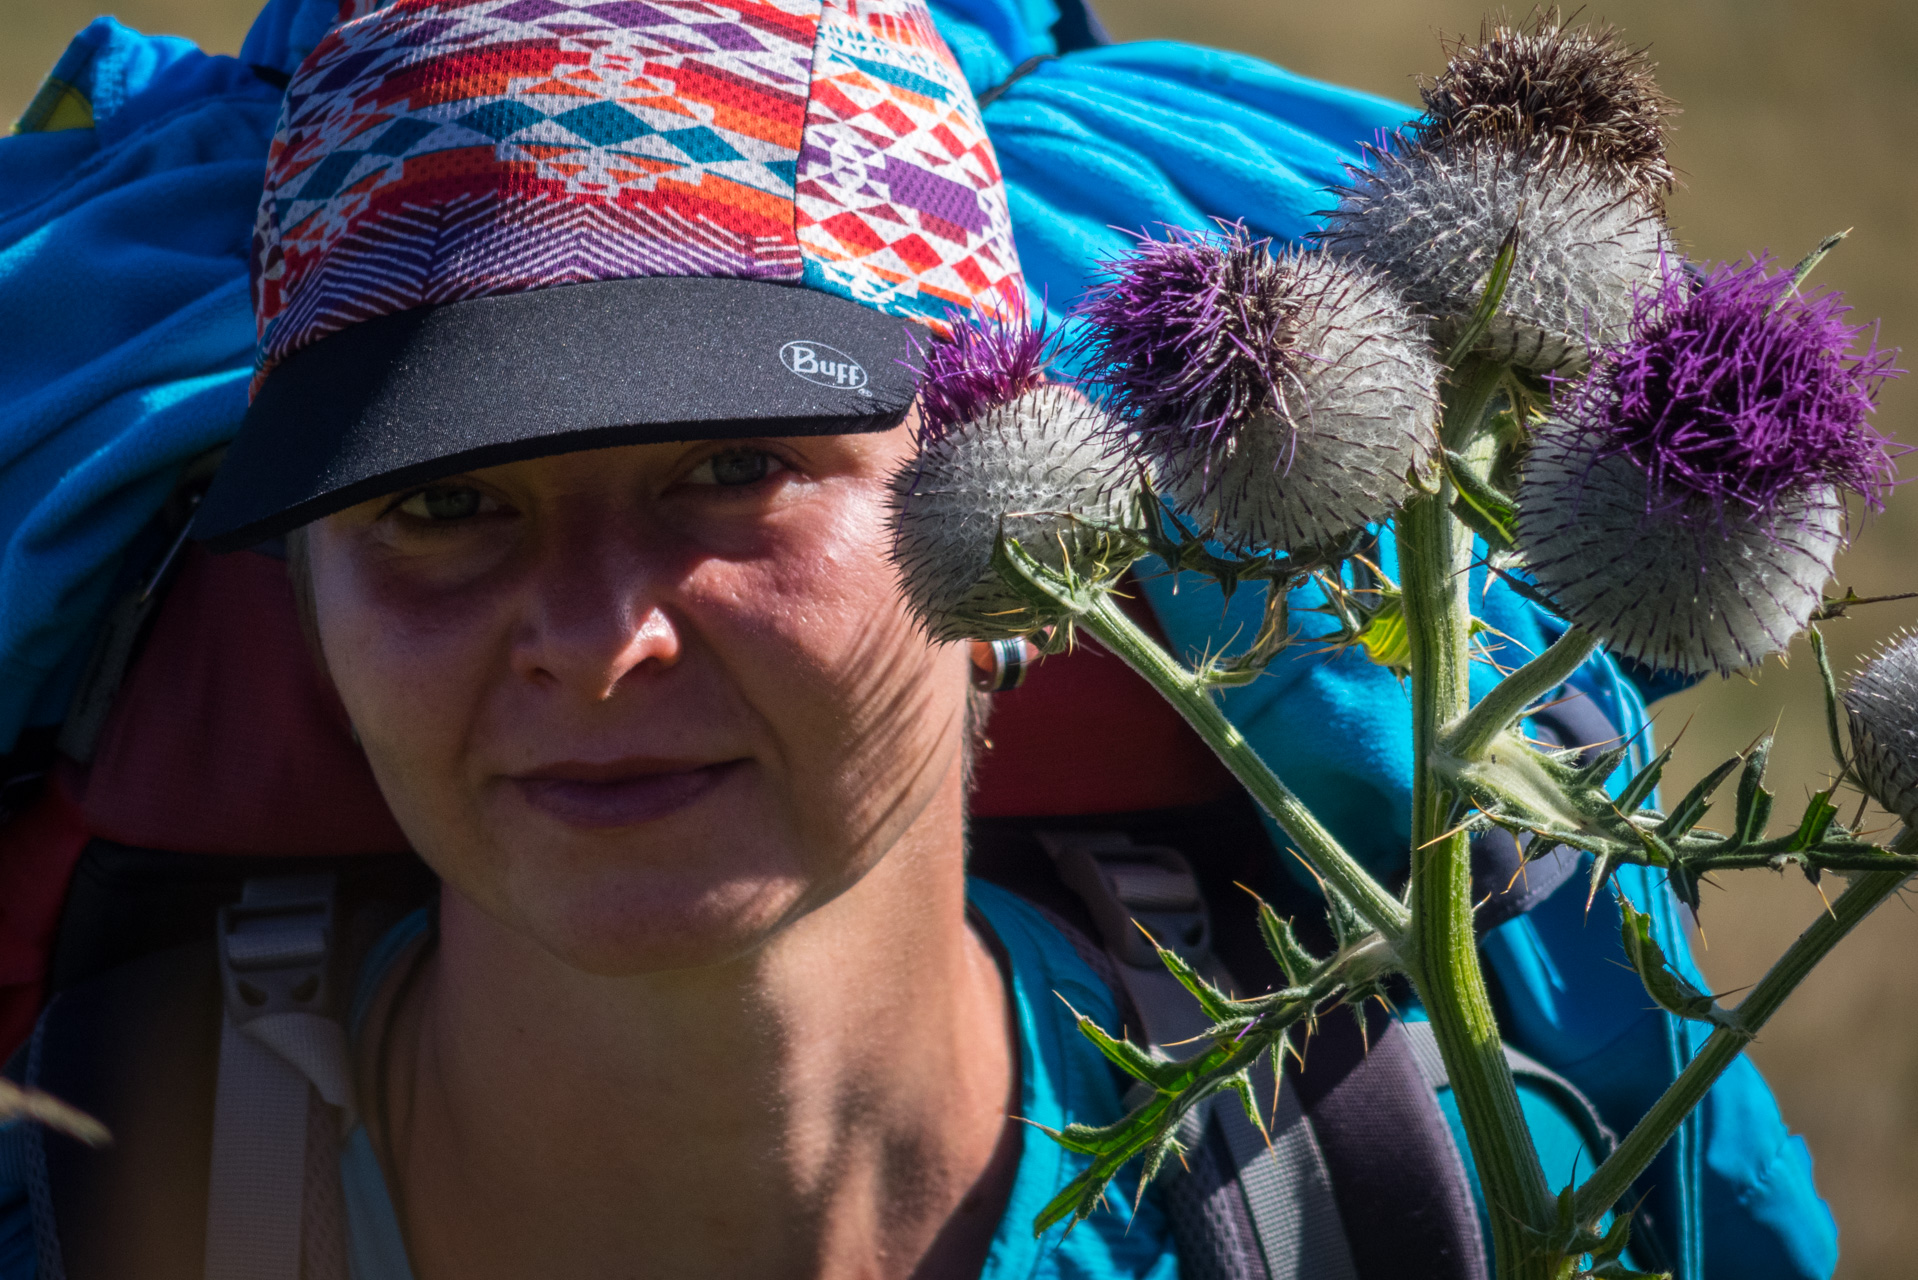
top-left (492, 848), bottom-right (816, 977)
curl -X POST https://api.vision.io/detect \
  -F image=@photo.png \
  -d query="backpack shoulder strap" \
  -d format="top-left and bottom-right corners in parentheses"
top-left (1036, 830), bottom-right (1359, 1280)
top-left (204, 875), bottom-right (354, 1280)
top-left (8, 873), bottom-right (368, 1280)
top-left (6, 937), bottom-right (222, 1280)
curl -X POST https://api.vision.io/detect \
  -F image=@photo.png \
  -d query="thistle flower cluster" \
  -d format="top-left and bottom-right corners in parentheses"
top-left (1414, 10), bottom-right (1677, 201)
top-left (1323, 141), bottom-right (1667, 372)
top-left (1075, 228), bottom-right (1440, 551)
top-left (1844, 632), bottom-right (1918, 827)
top-left (891, 314), bottom-right (1136, 641)
top-left (1518, 259), bottom-right (1901, 675)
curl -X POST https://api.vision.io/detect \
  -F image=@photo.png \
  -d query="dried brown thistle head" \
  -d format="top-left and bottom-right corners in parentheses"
top-left (1415, 8), bottom-right (1677, 200)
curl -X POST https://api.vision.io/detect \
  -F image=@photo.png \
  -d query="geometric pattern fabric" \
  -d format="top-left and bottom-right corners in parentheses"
top-left (252, 0), bottom-right (1022, 380)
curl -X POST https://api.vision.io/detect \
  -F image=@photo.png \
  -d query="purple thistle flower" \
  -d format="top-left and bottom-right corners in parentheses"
top-left (1589, 257), bottom-right (1901, 517)
top-left (1516, 258), bottom-right (1903, 676)
top-left (1073, 226), bottom-right (1298, 450)
top-left (1074, 227), bottom-right (1440, 551)
top-left (1844, 631), bottom-right (1918, 826)
top-left (913, 310), bottom-right (1054, 440)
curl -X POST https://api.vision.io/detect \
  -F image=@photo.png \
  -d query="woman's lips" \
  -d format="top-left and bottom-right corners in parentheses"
top-left (510, 760), bottom-right (742, 829)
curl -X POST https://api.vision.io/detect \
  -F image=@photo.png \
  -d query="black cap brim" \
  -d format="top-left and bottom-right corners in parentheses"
top-left (196, 277), bottom-right (923, 551)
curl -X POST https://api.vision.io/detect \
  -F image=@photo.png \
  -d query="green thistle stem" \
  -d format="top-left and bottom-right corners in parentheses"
top-left (1063, 585), bottom-right (1412, 946)
top-left (1572, 835), bottom-right (1916, 1230)
top-left (1447, 626), bottom-right (1600, 762)
top-left (1399, 479), bottom-right (1557, 1278)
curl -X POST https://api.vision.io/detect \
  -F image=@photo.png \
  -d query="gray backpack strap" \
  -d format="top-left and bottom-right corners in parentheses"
top-left (1040, 832), bottom-right (1358, 1280)
top-left (205, 875), bottom-right (356, 1280)
top-left (1400, 1019), bottom-right (1617, 1166)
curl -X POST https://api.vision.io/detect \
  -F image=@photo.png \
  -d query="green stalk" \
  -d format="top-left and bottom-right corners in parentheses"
top-left (1572, 835), bottom-right (1916, 1229)
top-left (1446, 626), bottom-right (1600, 762)
top-left (1399, 480), bottom-right (1557, 1278)
top-left (1065, 589), bottom-right (1412, 945)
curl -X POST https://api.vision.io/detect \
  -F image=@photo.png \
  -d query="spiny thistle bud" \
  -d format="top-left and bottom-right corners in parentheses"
top-left (1414, 9), bottom-right (1677, 201)
top-left (1517, 259), bottom-right (1901, 675)
top-left (1844, 632), bottom-right (1918, 827)
top-left (1322, 140), bottom-right (1668, 372)
top-left (891, 367), bottom-right (1137, 641)
top-left (1074, 228), bottom-right (1439, 552)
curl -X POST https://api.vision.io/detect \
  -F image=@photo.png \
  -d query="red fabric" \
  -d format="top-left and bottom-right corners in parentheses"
top-left (0, 779), bottom-right (89, 1055)
top-left (968, 584), bottom-right (1235, 818)
top-left (73, 545), bottom-right (410, 856)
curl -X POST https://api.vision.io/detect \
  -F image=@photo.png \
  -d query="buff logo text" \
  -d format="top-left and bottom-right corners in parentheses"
top-left (781, 341), bottom-right (869, 390)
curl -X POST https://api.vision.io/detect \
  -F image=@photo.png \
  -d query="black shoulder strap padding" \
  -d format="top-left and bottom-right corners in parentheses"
top-left (9, 940), bottom-right (222, 1280)
top-left (970, 795), bottom-right (1487, 1280)
top-left (1293, 1003), bottom-right (1488, 1280)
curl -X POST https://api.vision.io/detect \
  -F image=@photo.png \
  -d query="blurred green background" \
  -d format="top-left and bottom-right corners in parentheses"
top-left (5, 1), bottom-right (1915, 1274)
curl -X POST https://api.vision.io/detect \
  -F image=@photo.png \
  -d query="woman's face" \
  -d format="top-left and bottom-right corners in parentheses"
top-left (304, 424), bottom-right (970, 975)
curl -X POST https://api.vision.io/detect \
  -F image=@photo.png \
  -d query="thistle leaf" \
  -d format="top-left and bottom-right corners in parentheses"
top-left (1258, 902), bottom-right (1320, 987)
top-left (1655, 754), bottom-right (1740, 839)
top-left (1808, 626), bottom-right (1850, 779)
top-left (1734, 735), bottom-right (1776, 847)
top-left (1788, 789), bottom-right (1841, 854)
top-left (1442, 222), bottom-right (1521, 367)
top-left (1617, 895), bottom-right (1730, 1026)
top-left (1577, 741), bottom-right (1634, 792)
top-left (1075, 1015), bottom-right (1185, 1091)
top-left (1617, 742), bottom-right (1674, 814)
top-left (1153, 945), bottom-right (1245, 1028)
top-left (1444, 448), bottom-right (1520, 550)
top-left (1354, 592), bottom-right (1413, 676)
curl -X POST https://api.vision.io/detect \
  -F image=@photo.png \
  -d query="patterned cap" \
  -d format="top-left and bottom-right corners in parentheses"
top-left (197, 0), bottom-right (1023, 549)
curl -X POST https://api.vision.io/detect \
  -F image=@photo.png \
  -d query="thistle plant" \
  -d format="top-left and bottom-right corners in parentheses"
top-left (889, 16), bottom-right (1915, 1280)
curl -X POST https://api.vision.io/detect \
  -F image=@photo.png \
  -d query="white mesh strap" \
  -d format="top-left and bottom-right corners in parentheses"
top-left (205, 1015), bottom-right (315, 1280)
top-left (205, 876), bottom-right (356, 1280)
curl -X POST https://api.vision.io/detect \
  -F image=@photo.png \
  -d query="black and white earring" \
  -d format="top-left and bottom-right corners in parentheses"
top-left (970, 638), bottom-right (1033, 693)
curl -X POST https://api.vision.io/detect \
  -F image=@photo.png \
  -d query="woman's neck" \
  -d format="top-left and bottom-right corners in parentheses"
top-left (379, 789), bottom-right (1018, 1280)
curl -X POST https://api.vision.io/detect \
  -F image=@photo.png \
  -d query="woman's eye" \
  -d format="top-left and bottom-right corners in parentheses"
top-left (686, 449), bottom-right (785, 488)
top-left (397, 486), bottom-right (494, 521)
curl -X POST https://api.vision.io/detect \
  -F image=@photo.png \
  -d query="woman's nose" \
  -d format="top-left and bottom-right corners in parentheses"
top-left (509, 523), bottom-right (683, 702)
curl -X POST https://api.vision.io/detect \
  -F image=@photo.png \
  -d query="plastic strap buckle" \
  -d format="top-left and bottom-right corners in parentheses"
top-left (217, 874), bottom-right (337, 1028)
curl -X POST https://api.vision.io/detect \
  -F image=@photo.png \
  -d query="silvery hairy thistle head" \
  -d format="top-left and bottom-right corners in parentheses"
top-left (1517, 258), bottom-right (1901, 675)
top-left (1322, 138), bottom-right (1669, 373)
top-left (1844, 632), bottom-right (1918, 827)
top-left (891, 314), bottom-right (1138, 642)
top-left (1414, 9), bottom-right (1677, 202)
top-left (1073, 227), bottom-right (1440, 553)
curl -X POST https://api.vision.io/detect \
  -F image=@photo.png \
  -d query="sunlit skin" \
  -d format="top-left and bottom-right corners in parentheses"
top-left (303, 423), bottom-right (1018, 1279)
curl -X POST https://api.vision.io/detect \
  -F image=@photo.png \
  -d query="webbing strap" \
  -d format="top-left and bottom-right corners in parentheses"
top-left (1214, 1057), bottom-right (1359, 1280)
top-left (1039, 831), bottom-right (1356, 1280)
top-left (204, 1015), bottom-right (315, 1280)
top-left (205, 876), bottom-right (357, 1280)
